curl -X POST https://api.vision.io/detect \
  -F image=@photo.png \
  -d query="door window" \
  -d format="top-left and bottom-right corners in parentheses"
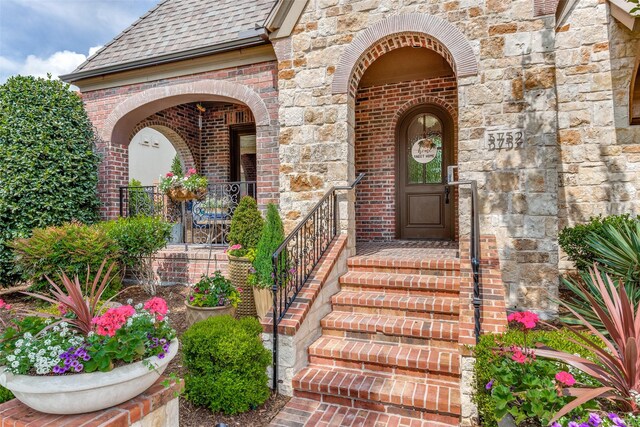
top-left (406, 113), bottom-right (443, 184)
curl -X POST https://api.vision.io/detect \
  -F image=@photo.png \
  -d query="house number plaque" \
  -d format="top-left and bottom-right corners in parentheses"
top-left (485, 129), bottom-right (525, 151)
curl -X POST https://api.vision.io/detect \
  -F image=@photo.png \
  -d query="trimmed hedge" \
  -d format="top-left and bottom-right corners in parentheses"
top-left (182, 315), bottom-right (271, 415)
top-left (0, 386), bottom-right (12, 404)
top-left (0, 76), bottom-right (100, 286)
top-left (252, 204), bottom-right (284, 289)
top-left (227, 196), bottom-right (264, 254)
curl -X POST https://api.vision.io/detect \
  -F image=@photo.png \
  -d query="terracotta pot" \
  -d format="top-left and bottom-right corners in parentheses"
top-left (227, 255), bottom-right (256, 318)
top-left (0, 338), bottom-right (178, 415)
top-left (185, 302), bottom-right (235, 327)
top-left (253, 287), bottom-right (272, 321)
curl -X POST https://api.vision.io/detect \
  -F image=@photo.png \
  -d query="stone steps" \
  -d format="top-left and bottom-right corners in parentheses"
top-left (292, 366), bottom-right (461, 425)
top-left (308, 336), bottom-right (461, 378)
top-left (331, 290), bottom-right (459, 320)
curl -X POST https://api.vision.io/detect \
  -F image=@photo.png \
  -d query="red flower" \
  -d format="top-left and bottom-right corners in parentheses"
top-left (511, 349), bottom-right (527, 364)
top-left (144, 297), bottom-right (168, 321)
top-left (93, 305), bottom-right (136, 336)
top-left (166, 172), bottom-right (174, 177)
top-left (555, 371), bottom-right (576, 386)
top-left (187, 168), bottom-right (197, 175)
top-left (508, 311), bottom-right (539, 329)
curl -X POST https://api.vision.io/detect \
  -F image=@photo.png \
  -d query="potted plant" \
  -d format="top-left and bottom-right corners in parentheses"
top-left (185, 271), bottom-right (241, 326)
top-left (0, 262), bottom-right (177, 415)
top-left (249, 203), bottom-right (284, 321)
top-left (159, 167), bottom-right (208, 202)
top-left (226, 196), bottom-right (264, 318)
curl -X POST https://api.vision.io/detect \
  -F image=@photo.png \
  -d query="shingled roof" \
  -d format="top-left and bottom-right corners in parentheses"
top-left (67, 0), bottom-right (277, 78)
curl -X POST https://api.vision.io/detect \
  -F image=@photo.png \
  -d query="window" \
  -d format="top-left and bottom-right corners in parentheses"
top-left (631, 60), bottom-right (640, 126)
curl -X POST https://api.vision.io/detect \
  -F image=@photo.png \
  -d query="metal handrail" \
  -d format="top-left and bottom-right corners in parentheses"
top-left (446, 166), bottom-right (482, 344)
top-left (270, 173), bottom-right (364, 391)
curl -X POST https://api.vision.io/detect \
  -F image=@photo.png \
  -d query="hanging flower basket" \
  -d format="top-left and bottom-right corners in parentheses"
top-left (159, 168), bottom-right (208, 202)
top-left (166, 186), bottom-right (206, 202)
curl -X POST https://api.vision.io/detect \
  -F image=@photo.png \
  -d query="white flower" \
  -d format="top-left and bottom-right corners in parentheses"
top-left (44, 339), bottom-right (51, 346)
top-left (15, 339), bottom-right (23, 348)
top-left (6, 355), bottom-right (15, 362)
top-left (127, 298), bottom-right (133, 305)
top-left (14, 348), bottom-right (21, 355)
top-left (10, 361), bottom-right (18, 368)
top-left (135, 303), bottom-right (143, 310)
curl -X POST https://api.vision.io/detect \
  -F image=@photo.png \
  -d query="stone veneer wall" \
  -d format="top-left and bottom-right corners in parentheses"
top-left (81, 60), bottom-right (279, 219)
top-left (275, 1), bottom-right (561, 314)
top-left (355, 76), bottom-right (458, 241)
top-left (555, 0), bottom-right (640, 272)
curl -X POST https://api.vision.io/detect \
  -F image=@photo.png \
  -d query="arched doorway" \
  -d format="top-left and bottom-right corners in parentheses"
top-left (396, 105), bottom-right (454, 240)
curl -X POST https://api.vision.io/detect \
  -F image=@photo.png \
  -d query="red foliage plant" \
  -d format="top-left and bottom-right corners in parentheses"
top-left (535, 266), bottom-right (640, 422)
top-left (23, 261), bottom-right (118, 335)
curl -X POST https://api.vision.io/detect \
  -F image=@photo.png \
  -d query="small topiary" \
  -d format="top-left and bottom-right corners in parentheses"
top-left (227, 196), bottom-right (264, 257)
top-left (558, 214), bottom-right (638, 271)
top-left (182, 315), bottom-right (271, 415)
top-left (10, 221), bottom-right (122, 294)
top-left (252, 204), bottom-right (284, 289)
top-left (170, 155), bottom-right (183, 177)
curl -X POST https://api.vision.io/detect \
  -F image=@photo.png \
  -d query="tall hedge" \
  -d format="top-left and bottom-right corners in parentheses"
top-left (0, 76), bottom-right (100, 285)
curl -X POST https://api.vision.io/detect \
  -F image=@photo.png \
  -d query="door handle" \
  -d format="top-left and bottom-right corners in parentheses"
top-left (445, 186), bottom-right (450, 204)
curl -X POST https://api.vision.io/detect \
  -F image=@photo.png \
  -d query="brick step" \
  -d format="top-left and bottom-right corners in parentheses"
top-left (268, 397), bottom-right (458, 427)
top-left (308, 336), bottom-right (461, 379)
top-left (331, 290), bottom-right (459, 320)
top-left (339, 271), bottom-right (459, 296)
top-left (347, 256), bottom-right (460, 275)
top-left (292, 366), bottom-right (461, 424)
top-left (320, 312), bottom-right (459, 348)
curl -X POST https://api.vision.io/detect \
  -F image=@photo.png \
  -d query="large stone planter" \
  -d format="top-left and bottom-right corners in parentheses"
top-left (228, 255), bottom-right (256, 318)
top-left (185, 302), bottom-right (235, 327)
top-left (253, 287), bottom-right (272, 321)
top-left (0, 338), bottom-right (179, 415)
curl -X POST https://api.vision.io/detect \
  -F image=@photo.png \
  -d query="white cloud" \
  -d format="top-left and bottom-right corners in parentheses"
top-left (0, 46), bottom-right (102, 82)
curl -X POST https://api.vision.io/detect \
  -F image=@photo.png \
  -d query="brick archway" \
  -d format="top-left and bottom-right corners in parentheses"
top-left (102, 80), bottom-right (271, 144)
top-left (332, 13), bottom-right (478, 95)
top-left (129, 120), bottom-right (197, 171)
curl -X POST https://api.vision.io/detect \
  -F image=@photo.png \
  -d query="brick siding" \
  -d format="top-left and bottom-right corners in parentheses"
top-left (355, 76), bottom-right (458, 241)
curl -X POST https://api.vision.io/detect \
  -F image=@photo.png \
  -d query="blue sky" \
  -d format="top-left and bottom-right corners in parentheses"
top-left (0, 0), bottom-right (159, 82)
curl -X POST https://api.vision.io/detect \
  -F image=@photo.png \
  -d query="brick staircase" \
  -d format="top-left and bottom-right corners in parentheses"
top-left (271, 247), bottom-right (463, 426)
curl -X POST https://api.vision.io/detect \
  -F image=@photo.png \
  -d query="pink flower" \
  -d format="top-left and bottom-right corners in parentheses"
top-left (0, 300), bottom-right (10, 310)
top-left (555, 371), bottom-right (576, 386)
top-left (166, 172), bottom-right (174, 177)
top-left (225, 244), bottom-right (242, 253)
top-left (511, 349), bottom-right (527, 364)
top-left (186, 168), bottom-right (197, 176)
top-left (93, 305), bottom-right (136, 336)
top-left (144, 297), bottom-right (168, 321)
top-left (507, 311), bottom-right (539, 329)
top-left (58, 304), bottom-right (67, 315)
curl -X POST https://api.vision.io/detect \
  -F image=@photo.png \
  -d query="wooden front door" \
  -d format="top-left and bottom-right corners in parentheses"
top-left (397, 106), bottom-right (454, 240)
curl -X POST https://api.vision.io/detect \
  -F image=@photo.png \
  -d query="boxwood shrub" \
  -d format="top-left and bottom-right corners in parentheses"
top-left (0, 76), bottom-right (100, 286)
top-left (182, 315), bottom-right (271, 415)
top-left (0, 386), bottom-right (12, 404)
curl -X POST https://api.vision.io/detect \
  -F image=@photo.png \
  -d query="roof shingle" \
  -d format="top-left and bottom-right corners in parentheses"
top-left (72, 0), bottom-right (277, 73)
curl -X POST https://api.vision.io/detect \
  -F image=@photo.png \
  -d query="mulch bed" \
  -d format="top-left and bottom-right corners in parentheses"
top-left (0, 284), bottom-right (289, 427)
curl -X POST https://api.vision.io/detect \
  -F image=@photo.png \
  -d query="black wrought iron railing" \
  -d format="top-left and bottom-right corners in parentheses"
top-left (270, 173), bottom-right (364, 390)
top-left (446, 166), bottom-right (482, 343)
top-left (118, 181), bottom-right (256, 246)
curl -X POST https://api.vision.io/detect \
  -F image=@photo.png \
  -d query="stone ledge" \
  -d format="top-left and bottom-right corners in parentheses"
top-left (0, 376), bottom-right (183, 426)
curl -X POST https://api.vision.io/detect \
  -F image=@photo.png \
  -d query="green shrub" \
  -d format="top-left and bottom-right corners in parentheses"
top-left (101, 216), bottom-right (171, 293)
top-left (558, 214), bottom-right (638, 271)
top-left (0, 386), bottom-right (12, 404)
top-left (10, 222), bottom-right (121, 293)
top-left (227, 196), bottom-right (264, 257)
top-left (0, 75), bottom-right (100, 286)
top-left (101, 216), bottom-right (171, 271)
top-left (182, 315), bottom-right (271, 415)
top-left (474, 329), bottom-right (600, 427)
top-left (252, 204), bottom-right (284, 289)
top-left (170, 155), bottom-right (183, 176)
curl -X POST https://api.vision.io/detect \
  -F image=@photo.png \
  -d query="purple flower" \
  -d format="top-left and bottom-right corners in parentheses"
top-left (485, 379), bottom-right (494, 390)
top-left (588, 413), bottom-right (602, 426)
top-left (580, 423), bottom-right (590, 427)
top-left (550, 423), bottom-right (561, 427)
top-left (569, 422), bottom-right (580, 427)
top-left (74, 364), bottom-right (83, 373)
top-left (158, 352), bottom-right (165, 359)
top-left (608, 414), bottom-right (627, 427)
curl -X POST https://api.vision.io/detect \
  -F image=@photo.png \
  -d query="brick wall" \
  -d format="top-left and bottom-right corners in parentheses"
top-left (80, 60), bottom-right (279, 218)
top-left (354, 76), bottom-right (458, 241)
